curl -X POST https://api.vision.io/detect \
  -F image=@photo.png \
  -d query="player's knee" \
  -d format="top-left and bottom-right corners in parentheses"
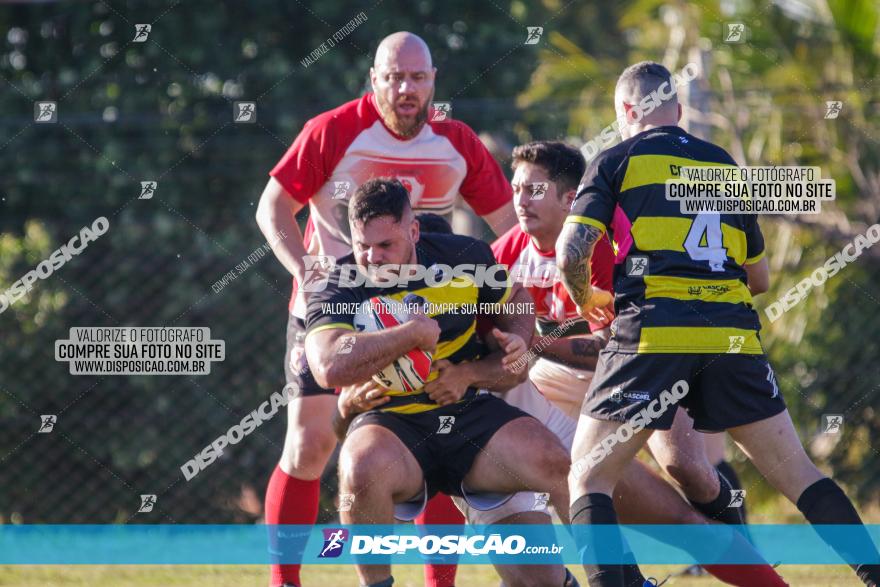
top-left (338, 444), bottom-right (395, 495)
top-left (281, 427), bottom-right (337, 475)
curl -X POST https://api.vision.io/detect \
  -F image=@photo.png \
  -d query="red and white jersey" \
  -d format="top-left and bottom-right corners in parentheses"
top-left (491, 224), bottom-right (615, 335)
top-left (270, 93), bottom-right (512, 316)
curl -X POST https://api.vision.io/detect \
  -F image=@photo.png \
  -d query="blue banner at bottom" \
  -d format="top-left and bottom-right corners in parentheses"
top-left (2, 524), bottom-right (879, 565)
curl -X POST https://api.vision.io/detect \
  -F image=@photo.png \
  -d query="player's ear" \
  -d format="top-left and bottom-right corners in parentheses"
top-left (369, 67), bottom-right (378, 90)
top-left (410, 216), bottom-right (420, 243)
top-left (562, 188), bottom-right (576, 210)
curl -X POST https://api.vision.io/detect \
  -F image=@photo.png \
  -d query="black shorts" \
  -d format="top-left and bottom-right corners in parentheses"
top-left (284, 314), bottom-right (334, 397)
top-left (347, 393), bottom-right (530, 497)
top-left (583, 350), bottom-right (787, 432)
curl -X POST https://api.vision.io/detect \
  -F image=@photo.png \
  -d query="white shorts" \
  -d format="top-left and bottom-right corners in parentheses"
top-left (451, 379), bottom-right (576, 525)
top-left (529, 357), bottom-right (594, 420)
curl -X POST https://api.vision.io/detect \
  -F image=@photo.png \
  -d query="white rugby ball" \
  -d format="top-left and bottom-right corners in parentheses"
top-left (352, 295), bottom-right (433, 393)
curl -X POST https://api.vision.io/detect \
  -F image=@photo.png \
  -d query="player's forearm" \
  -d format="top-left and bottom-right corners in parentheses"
top-left (537, 335), bottom-right (606, 371)
top-left (456, 351), bottom-right (525, 392)
top-left (557, 222), bottom-right (602, 308)
top-left (489, 287), bottom-right (536, 343)
top-left (256, 194), bottom-right (308, 283)
top-left (316, 323), bottom-right (424, 388)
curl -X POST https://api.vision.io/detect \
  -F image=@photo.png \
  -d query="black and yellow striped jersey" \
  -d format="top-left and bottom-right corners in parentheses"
top-left (568, 125), bottom-right (765, 354)
top-left (305, 232), bottom-right (512, 413)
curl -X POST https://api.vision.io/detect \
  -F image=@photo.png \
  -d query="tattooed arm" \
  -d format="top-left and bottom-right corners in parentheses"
top-left (556, 222), bottom-right (607, 318)
top-left (534, 331), bottom-right (609, 371)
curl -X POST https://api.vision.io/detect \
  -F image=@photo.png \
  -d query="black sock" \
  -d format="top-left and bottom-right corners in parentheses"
top-left (362, 576), bottom-right (394, 587)
top-left (571, 493), bottom-right (644, 587)
top-left (690, 469), bottom-right (745, 526)
top-left (797, 478), bottom-right (880, 585)
top-left (715, 460), bottom-right (747, 523)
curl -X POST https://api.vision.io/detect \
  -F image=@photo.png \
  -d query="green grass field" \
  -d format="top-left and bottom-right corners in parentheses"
top-left (0, 564), bottom-right (857, 586)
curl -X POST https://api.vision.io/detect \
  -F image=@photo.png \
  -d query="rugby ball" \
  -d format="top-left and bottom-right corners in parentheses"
top-left (353, 295), bottom-right (433, 393)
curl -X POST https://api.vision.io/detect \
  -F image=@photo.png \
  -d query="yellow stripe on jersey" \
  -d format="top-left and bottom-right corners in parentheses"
top-left (637, 326), bottom-right (763, 354)
top-left (565, 215), bottom-right (607, 234)
top-left (620, 155), bottom-right (736, 192)
top-left (631, 216), bottom-right (749, 264)
top-left (307, 322), bottom-right (355, 336)
top-left (745, 250), bottom-right (766, 265)
top-left (644, 275), bottom-right (753, 305)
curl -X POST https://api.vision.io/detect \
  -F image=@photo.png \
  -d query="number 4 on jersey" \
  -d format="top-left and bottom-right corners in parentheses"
top-left (684, 213), bottom-right (727, 272)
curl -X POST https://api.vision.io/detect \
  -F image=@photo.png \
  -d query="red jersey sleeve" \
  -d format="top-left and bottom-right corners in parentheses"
top-left (269, 117), bottom-right (338, 205)
top-left (269, 95), bottom-right (376, 205)
top-left (590, 234), bottom-right (615, 294)
top-left (434, 121), bottom-right (512, 216)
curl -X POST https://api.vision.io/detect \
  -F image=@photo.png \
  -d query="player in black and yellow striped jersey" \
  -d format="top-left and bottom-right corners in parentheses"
top-left (559, 61), bottom-right (880, 587)
top-left (305, 178), bottom-right (574, 587)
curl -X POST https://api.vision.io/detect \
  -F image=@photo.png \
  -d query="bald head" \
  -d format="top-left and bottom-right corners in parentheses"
top-left (370, 31), bottom-right (436, 138)
top-left (374, 32), bottom-right (433, 69)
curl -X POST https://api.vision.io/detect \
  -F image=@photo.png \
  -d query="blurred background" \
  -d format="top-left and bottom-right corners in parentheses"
top-left (0, 0), bottom-right (878, 526)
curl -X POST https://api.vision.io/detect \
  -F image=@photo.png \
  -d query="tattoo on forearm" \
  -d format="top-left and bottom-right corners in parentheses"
top-left (558, 223), bottom-right (602, 307)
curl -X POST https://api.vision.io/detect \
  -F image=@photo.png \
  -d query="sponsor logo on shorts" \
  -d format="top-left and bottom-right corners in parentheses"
top-left (572, 380), bottom-right (689, 479)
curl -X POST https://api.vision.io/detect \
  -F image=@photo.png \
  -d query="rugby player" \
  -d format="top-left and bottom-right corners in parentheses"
top-left (558, 61), bottom-right (880, 587)
top-left (255, 31), bottom-right (515, 587)
top-left (305, 179), bottom-right (572, 587)
top-left (485, 140), bottom-right (786, 587)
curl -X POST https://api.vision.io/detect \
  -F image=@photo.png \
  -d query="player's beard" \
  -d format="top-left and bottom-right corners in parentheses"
top-left (376, 89), bottom-right (433, 138)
